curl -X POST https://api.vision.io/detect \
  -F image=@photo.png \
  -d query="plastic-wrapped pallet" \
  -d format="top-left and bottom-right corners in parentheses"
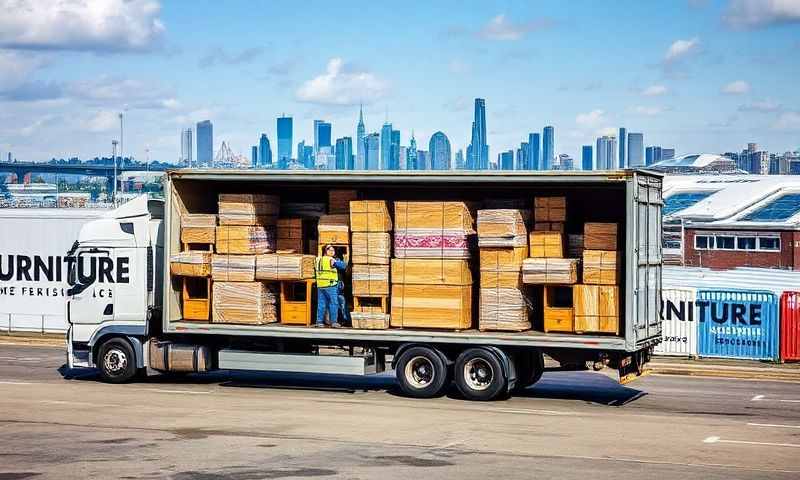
top-left (218, 193), bottom-right (279, 226)
top-left (181, 214), bottom-right (217, 244)
top-left (255, 253), bottom-right (315, 281)
top-left (216, 225), bottom-right (275, 254)
top-left (477, 209), bottom-right (527, 248)
top-left (522, 258), bottom-right (579, 284)
top-left (170, 251), bottom-right (212, 277)
top-left (211, 254), bottom-right (255, 282)
top-left (352, 264), bottom-right (389, 296)
top-left (211, 281), bottom-right (278, 324)
top-left (479, 288), bottom-right (530, 332)
top-left (394, 201), bottom-right (475, 258)
top-left (351, 232), bottom-right (391, 264)
top-left (317, 214), bottom-right (350, 245)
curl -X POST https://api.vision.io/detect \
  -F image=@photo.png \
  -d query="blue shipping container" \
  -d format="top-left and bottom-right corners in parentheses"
top-left (697, 289), bottom-right (779, 361)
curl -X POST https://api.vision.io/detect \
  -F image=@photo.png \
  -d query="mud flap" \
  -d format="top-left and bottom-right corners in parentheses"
top-left (598, 350), bottom-right (651, 385)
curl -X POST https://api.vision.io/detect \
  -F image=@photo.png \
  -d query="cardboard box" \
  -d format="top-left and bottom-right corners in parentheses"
top-left (211, 254), bottom-right (255, 282)
top-left (351, 232), bottom-right (391, 264)
top-left (479, 246), bottom-right (528, 271)
top-left (394, 201), bottom-right (474, 231)
top-left (582, 250), bottom-right (619, 285)
top-left (255, 253), bottom-right (315, 281)
top-left (391, 258), bottom-right (472, 285)
top-left (529, 231), bottom-right (564, 258)
top-left (584, 222), bottom-right (618, 250)
top-left (573, 284), bottom-right (619, 334)
top-left (329, 189), bottom-right (358, 214)
top-left (212, 281), bottom-right (278, 324)
top-left (477, 209), bottom-right (527, 247)
top-left (317, 214), bottom-right (350, 245)
top-left (352, 264), bottom-right (390, 296)
top-left (534, 197), bottom-right (566, 222)
top-left (479, 287), bottom-right (530, 332)
top-left (169, 251), bottom-right (212, 277)
top-left (390, 284), bottom-right (472, 329)
top-left (218, 193), bottom-right (279, 226)
top-left (350, 200), bottom-right (392, 232)
top-left (181, 214), bottom-right (217, 244)
top-left (543, 286), bottom-right (574, 333)
top-left (216, 226), bottom-right (275, 254)
top-left (522, 258), bottom-right (579, 284)
top-left (533, 222), bottom-right (564, 232)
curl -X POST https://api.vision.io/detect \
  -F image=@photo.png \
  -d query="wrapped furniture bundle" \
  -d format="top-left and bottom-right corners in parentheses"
top-left (218, 193), bottom-right (279, 226)
top-left (211, 281), bottom-right (278, 324)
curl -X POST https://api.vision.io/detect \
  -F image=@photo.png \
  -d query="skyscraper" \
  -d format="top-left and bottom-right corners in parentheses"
top-left (335, 137), bottom-right (353, 170)
top-left (499, 150), bottom-right (514, 170)
top-left (390, 129), bottom-right (401, 170)
top-left (582, 145), bottom-right (593, 170)
top-left (542, 126), bottom-right (554, 170)
top-left (645, 146), bottom-right (662, 166)
top-left (662, 148), bottom-right (675, 160)
top-left (258, 134), bottom-right (272, 167)
top-left (407, 132), bottom-right (418, 170)
top-left (277, 115), bottom-right (292, 165)
top-left (314, 120), bottom-right (332, 155)
top-left (251, 146), bottom-right (258, 167)
top-left (196, 120), bottom-right (213, 166)
top-left (517, 142), bottom-right (529, 170)
top-left (468, 98), bottom-right (488, 169)
top-left (365, 133), bottom-right (380, 170)
top-left (356, 104), bottom-right (366, 170)
top-left (428, 131), bottom-right (451, 170)
top-left (528, 133), bottom-right (540, 170)
top-left (417, 150), bottom-right (429, 170)
top-left (618, 127), bottom-right (627, 169)
top-left (380, 122), bottom-right (393, 169)
top-left (595, 136), bottom-right (617, 170)
top-left (180, 128), bottom-right (193, 166)
top-left (455, 149), bottom-right (464, 169)
top-left (627, 132), bottom-right (644, 167)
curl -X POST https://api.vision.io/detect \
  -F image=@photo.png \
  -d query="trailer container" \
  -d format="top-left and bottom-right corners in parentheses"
top-left (780, 291), bottom-right (800, 362)
top-left (655, 288), bottom-right (698, 357)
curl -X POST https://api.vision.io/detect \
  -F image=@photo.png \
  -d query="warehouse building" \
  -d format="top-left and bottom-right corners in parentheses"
top-left (662, 175), bottom-right (800, 270)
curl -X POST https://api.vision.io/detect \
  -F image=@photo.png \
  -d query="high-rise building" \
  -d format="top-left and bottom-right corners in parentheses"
top-left (517, 142), bottom-right (529, 170)
top-left (557, 154), bottom-right (574, 171)
top-left (627, 132), bottom-right (644, 167)
top-left (417, 150), bottom-right (429, 170)
top-left (645, 146), bottom-right (662, 166)
top-left (390, 129), bottom-right (401, 170)
top-left (196, 120), bottom-right (213, 166)
top-left (302, 145), bottom-right (314, 168)
top-left (595, 136), bottom-right (617, 170)
top-left (277, 116), bottom-right (292, 164)
top-left (258, 134), bottom-right (272, 167)
top-left (428, 131), bottom-right (451, 170)
top-left (399, 146), bottom-right (407, 170)
top-left (380, 122), bottom-right (393, 169)
top-left (662, 148), bottom-right (675, 160)
top-left (499, 150), bottom-right (514, 170)
top-left (365, 133), bottom-right (380, 170)
top-left (314, 120), bottom-right (332, 155)
top-left (356, 104), bottom-right (366, 170)
top-left (542, 126), bottom-right (554, 170)
top-left (251, 146), bottom-right (258, 167)
top-left (618, 127), bottom-right (627, 168)
top-left (181, 128), bottom-right (193, 166)
top-left (335, 137), bottom-right (353, 170)
top-left (455, 149), bottom-right (465, 169)
top-left (528, 133), bottom-right (540, 170)
top-left (582, 145), bottom-right (593, 170)
top-left (407, 132), bottom-right (418, 170)
top-left (468, 98), bottom-right (488, 169)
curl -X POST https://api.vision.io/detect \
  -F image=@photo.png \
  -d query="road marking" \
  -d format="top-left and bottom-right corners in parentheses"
top-left (751, 394), bottom-right (764, 401)
top-left (749, 395), bottom-right (800, 403)
top-left (779, 399), bottom-right (800, 403)
top-left (491, 408), bottom-right (570, 416)
top-left (148, 389), bottom-right (213, 395)
top-left (748, 423), bottom-right (800, 429)
top-left (704, 436), bottom-right (800, 448)
top-left (38, 400), bottom-right (122, 408)
top-left (0, 381), bottom-right (35, 385)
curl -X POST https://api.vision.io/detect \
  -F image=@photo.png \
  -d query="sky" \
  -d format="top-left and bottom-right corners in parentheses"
top-left (0, 0), bottom-right (799, 165)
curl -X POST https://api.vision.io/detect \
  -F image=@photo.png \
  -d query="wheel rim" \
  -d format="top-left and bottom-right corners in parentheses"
top-left (463, 357), bottom-right (494, 391)
top-left (103, 348), bottom-right (128, 375)
top-left (404, 356), bottom-right (435, 389)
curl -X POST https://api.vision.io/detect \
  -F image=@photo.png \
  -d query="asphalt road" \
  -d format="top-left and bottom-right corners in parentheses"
top-left (1, 344), bottom-right (799, 479)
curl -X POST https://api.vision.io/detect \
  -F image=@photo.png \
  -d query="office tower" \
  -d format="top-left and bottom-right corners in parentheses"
top-left (417, 150), bottom-right (429, 170)
top-left (314, 120), bottom-right (332, 155)
top-left (517, 142), bottom-right (529, 170)
top-left (557, 154), bottom-right (574, 170)
top-left (196, 120), bottom-right (213, 166)
top-left (468, 98), bottom-right (488, 169)
top-left (645, 146), bottom-right (662, 166)
top-left (181, 128), bottom-right (193, 166)
top-left (455, 149), bottom-right (464, 169)
top-left (595, 136), bottom-right (617, 170)
top-left (258, 134), bottom-right (272, 167)
top-left (251, 146), bottom-right (258, 167)
top-left (302, 145), bottom-right (314, 168)
top-left (335, 137), bottom-right (353, 170)
top-left (365, 133), bottom-right (380, 170)
top-left (499, 150), bottom-right (514, 170)
top-left (407, 132), bottom-right (418, 170)
top-left (428, 131), bottom-right (451, 170)
top-left (380, 122), bottom-right (393, 169)
top-left (618, 127), bottom-right (627, 168)
top-left (277, 116), bottom-right (292, 165)
top-left (542, 126), bottom-right (554, 170)
top-left (356, 104), bottom-right (366, 170)
top-left (390, 129), bottom-right (401, 170)
top-left (399, 146), bottom-right (407, 170)
top-left (528, 133), bottom-right (540, 170)
top-left (582, 145), bottom-right (593, 170)
top-left (662, 148), bottom-right (675, 160)
top-left (748, 142), bottom-right (757, 153)
top-left (627, 132), bottom-right (644, 167)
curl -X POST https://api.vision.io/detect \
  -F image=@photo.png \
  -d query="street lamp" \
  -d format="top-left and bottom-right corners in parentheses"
top-left (112, 140), bottom-right (118, 205)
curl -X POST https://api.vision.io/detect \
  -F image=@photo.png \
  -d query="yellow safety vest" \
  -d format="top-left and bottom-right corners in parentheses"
top-left (315, 256), bottom-right (339, 288)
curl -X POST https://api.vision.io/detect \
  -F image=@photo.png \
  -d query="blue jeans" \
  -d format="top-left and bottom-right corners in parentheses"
top-left (316, 285), bottom-right (339, 325)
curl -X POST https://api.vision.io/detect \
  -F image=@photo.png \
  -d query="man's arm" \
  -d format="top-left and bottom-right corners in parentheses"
top-left (332, 258), bottom-right (347, 270)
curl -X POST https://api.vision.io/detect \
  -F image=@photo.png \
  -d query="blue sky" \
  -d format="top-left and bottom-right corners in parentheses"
top-left (0, 0), bottom-right (799, 164)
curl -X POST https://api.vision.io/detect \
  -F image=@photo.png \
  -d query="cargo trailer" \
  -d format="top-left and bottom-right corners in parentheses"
top-left (66, 170), bottom-right (663, 401)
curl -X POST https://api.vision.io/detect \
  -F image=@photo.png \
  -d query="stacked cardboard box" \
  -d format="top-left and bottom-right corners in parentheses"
top-left (218, 193), bottom-right (279, 226)
top-left (211, 281), bottom-right (278, 325)
top-left (574, 222), bottom-right (620, 334)
top-left (350, 200), bottom-right (392, 329)
top-left (255, 253), bottom-right (315, 281)
top-left (477, 209), bottom-right (530, 332)
top-left (276, 218), bottom-right (304, 253)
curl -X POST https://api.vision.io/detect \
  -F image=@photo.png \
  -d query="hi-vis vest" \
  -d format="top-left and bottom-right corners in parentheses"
top-left (315, 256), bottom-right (339, 288)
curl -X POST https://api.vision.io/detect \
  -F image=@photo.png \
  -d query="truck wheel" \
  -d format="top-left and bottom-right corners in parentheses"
top-left (97, 338), bottom-right (138, 384)
top-left (395, 346), bottom-right (448, 398)
top-left (454, 348), bottom-right (506, 401)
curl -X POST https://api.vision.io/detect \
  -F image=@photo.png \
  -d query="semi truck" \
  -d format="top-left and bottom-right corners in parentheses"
top-left (65, 170), bottom-right (663, 401)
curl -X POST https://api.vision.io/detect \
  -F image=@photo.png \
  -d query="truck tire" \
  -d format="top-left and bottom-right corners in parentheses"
top-left (394, 346), bottom-right (449, 398)
top-left (97, 338), bottom-right (138, 384)
top-left (454, 348), bottom-right (507, 401)
top-left (514, 349), bottom-right (545, 392)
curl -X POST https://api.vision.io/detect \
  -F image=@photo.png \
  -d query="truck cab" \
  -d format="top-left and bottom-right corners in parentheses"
top-left (66, 195), bottom-right (163, 381)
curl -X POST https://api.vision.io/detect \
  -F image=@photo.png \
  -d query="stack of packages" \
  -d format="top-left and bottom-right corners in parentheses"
top-left (574, 223), bottom-right (620, 334)
top-left (171, 214), bottom-right (217, 321)
top-left (212, 193), bottom-right (279, 325)
top-left (391, 202), bottom-right (474, 329)
top-left (317, 214), bottom-right (350, 247)
top-left (180, 214), bottom-right (217, 244)
top-left (477, 209), bottom-right (530, 332)
top-left (350, 200), bottom-right (393, 329)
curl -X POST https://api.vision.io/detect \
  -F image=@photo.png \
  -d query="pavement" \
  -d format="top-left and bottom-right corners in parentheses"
top-left (1, 343), bottom-right (800, 479)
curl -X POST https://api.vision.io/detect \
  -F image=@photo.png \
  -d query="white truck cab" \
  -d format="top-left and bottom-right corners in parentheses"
top-left (66, 195), bottom-right (163, 381)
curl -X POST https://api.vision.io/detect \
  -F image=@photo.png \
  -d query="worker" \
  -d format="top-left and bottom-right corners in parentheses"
top-left (315, 244), bottom-right (348, 328)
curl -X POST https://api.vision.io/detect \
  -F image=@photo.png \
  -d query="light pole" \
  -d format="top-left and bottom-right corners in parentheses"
top-left (112, 140), bottom-right (118, 205)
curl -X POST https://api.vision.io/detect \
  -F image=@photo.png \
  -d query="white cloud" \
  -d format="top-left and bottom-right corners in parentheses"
top-left (664, 37), bottom-right (700, 63)
top-left (630, 106), bottom-right (665, 116)
top-left (722, 80), bottom-right (751, 94)
top-left (575, 109), bottom-right (606, 127)
top-left (642, 84), bottom-right (668, 96)
top-left (773, 111), bottom-right (800, 130)
top-left (739, 99), bottom-right (781, 112)
top-left (477, 14), bottom-right (551, 41)
top-left (295, 58), bottom-right (388, 106)
top-left (595, 127), bottom-right (617, 137)
top-left (84, 110), bottom-right (119, 132)
top-left (724, 0), bottom-right (800, 29)
top-left (0, 0), bottom-right (165, 52)
top-left (0, 50), bottom-right (49, 90)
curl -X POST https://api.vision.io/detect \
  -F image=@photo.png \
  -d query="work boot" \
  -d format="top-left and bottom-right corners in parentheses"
top-left (331, 322), bottom-right (343, 328)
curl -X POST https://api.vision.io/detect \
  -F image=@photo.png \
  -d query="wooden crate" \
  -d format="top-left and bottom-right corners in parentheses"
top-left (318, 214), bottom-right (350, 244)
top-left (218, 193), bottom-right (279, 226)
top-left (479, 246), bottom-right (527, 271)
top-left (391, 258), bottom-right (472, 285)
top-left (543, 286), bottom-right (574, 333)
top-left (182, 277), bottom-right (211, 321)
top-left (529, 231), bottom-right (564, 258)
top-left (352, 264), bottom-right (390, 296)
top-left (211, 254), bottom-right (255, 282)
top-left (211, 281), bottom-right (278, 325)
top-left (522, 258), bottom-right (579, 284)
top-left (573, 284), bottom-right (619, 334)
top-left (534, 197), bottom-right (566, 222)
top-left (351, 232), bottom-right (391, 264)
top-left (279, 280), bottom-right (314, 326)
top-left (255, 253), bottom-right (315, 281)
top-left (353, 295), bottom-right (389, 314)
top-left (170, 251), bottom-right (212, 277)
top-left (390, 284), bottom-right (471, 330)
top-left (582, 250), bottom-right (620, 285)
top-left (584, 222), bottom-right (618, 250)
top-left (480, 270), bottom-right (522, 289)
top-left (181, 214), bottom-right (217, 244)
top-left (478, 287), bottom-right (530, 332)
top-left (350, 200), bottom-right (392, 232)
